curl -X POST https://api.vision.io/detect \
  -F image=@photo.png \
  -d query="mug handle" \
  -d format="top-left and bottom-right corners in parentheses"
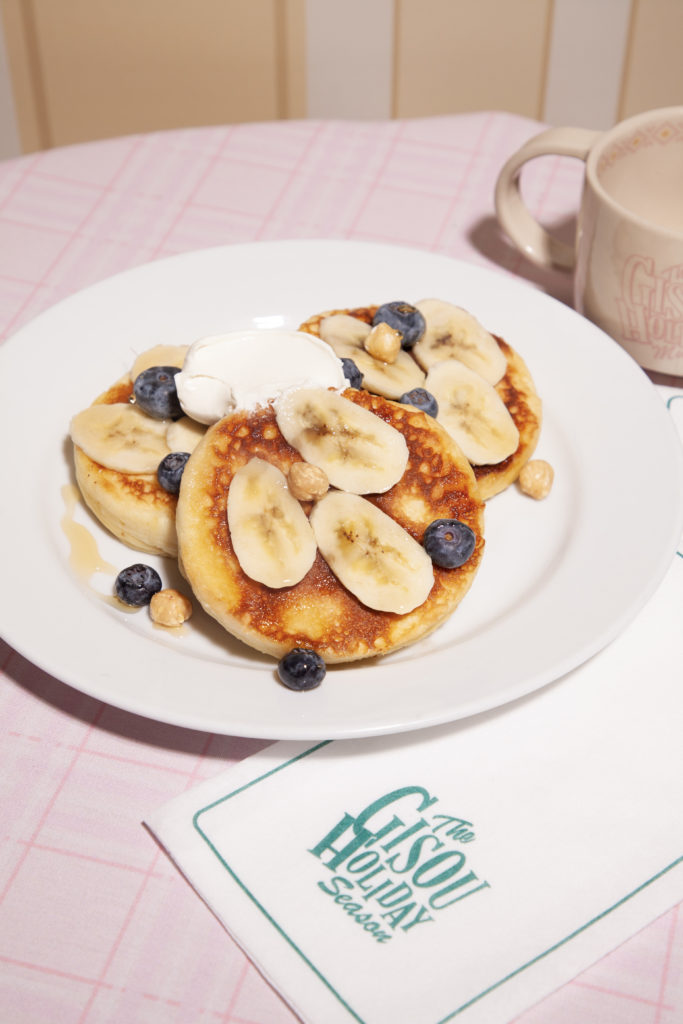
top-left (494, 127), bottom-right (600, 271)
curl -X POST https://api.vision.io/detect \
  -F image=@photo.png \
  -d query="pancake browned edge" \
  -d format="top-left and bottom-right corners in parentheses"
top-left (299, 306), bottom-right (542, 500)
top-left (176, 389), bottom-right (485, 664)
top-left (72, 376), bottom-right (179, 557)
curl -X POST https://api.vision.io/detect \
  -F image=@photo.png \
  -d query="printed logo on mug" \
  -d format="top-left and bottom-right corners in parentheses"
top-left (495, 106), bottom-right (683, 378)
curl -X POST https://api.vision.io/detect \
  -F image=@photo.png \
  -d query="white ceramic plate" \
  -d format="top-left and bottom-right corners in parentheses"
top-left (1, 241), bottom-right (682, 739)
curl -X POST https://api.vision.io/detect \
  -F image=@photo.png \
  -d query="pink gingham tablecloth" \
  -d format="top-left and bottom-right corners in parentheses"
top-left (0, 112), bottom-right (680, 1024)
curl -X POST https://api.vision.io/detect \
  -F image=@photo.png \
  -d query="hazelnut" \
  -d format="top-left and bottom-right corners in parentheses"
top-left (364, 322), bottom-right (402, 363)
top-left (287, 462), bottom-right (329, 501)
top-left (149, 588), bottom-right (193, 627)
top-left (518, 459), bottom-right (554, 499)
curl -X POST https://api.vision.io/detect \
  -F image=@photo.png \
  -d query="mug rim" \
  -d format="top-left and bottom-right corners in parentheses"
top-left (584, 105), bottom-right (683, 240)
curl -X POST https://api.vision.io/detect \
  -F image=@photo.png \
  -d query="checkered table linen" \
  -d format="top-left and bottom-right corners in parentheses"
top-left (0, 112), bottom-right (680, 1024)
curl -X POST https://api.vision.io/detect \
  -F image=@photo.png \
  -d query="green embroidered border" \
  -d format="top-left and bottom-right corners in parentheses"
top-left (192, 741), bottom-right (682, 1024)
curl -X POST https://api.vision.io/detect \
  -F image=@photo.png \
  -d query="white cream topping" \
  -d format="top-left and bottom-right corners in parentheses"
top-left (175, 329), bottom-right (346, 424)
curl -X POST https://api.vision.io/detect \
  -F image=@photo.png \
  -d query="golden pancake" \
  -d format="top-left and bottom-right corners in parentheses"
top-left (298, 305), bottom-right (542, 500)
top-left (70, 345), bottom-right (193, 557)
top-left (475, 337), bottom-right (542, 499)
top-left (176, 389), bottom-right (485, 663)
top-left (72, 375), bottom-right (180, 556)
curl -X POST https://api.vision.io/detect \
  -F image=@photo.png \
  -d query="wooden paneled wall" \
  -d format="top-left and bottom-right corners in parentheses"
top-left (0, 0), bottom-right (306, 152)
top-left (1, 0), bottom-right (682, 155)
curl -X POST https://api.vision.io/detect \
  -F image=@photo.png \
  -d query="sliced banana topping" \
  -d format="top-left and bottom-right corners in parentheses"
top-left (426, 360), bottom-right (519, 466)
top-left (319, 314), bottom-right (424, 398)
top-left (227, 457), bottom-right (317, 588)
top-left (413, 299), bottom-right (507, 384)
top-left (319, 314), bottom-right (371, 349)
top-left (310, 491), bottom-right (434, 614)
top-left (70, 403), bottom-right (171, 474)
top-left (130, 344), bottom-right (188, 382)
top-left (338, 345), bottom-right (425, 399)
top-left (166, 416), bottom-right (206, 454)
top-left (275, 387), bottom-right (408, 494)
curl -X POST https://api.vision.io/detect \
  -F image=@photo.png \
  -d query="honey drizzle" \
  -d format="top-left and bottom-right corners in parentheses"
top-left (61, 485), bottom-right (117, 576)
top-left (60, 484), bottom-right (141, 611)
top-left (60, 485), bottom-right (184, 629)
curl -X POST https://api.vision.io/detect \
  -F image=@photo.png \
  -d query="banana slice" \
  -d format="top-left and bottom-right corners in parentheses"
top-left (227, 457), bottom-right (317, 588)
top-left (310, 491), bottom-right (434, 614)
top-left (319, 314), bottom-right (424, 398)
top-left (340, 345), bottom-right (425, 399)
top-left (166, 416), bottom-right (206, 454)
top-left (426, 360), bottom-right (519, 466)
top-left (275, 387), bottom-right (408, 494)
top-left (130, 344), bottom-right (188, 381)
top-left (319, 314), bottom-right (371, 348)
top-left (70, 403), bottom-right (171, 474)
top-left (413, 299), bottom-right (507, 384)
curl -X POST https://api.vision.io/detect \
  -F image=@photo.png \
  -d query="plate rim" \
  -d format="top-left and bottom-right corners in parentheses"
top-left (1, 239), bottom-right (682, 739)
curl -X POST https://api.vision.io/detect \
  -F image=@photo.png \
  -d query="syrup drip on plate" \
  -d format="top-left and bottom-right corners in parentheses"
top-left (60, 484), bottom-right (186, 631)
top-left (60, 484), bottom-right (138, 612)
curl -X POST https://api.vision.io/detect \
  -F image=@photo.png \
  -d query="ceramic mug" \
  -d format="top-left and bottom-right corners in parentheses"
top-left (495, 106), bottom-right (683, 379)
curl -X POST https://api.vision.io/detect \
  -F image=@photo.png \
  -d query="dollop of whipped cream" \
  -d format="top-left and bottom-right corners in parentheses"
top-left (175, 329), bottom-right (346, 424)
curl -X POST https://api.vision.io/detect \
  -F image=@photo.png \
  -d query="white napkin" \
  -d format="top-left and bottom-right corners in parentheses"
top-left (146, 387), bottom-right (683, 1024)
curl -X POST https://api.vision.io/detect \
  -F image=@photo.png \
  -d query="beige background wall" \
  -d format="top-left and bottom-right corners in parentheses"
top-left (0, 0), bottom-right (682, 157)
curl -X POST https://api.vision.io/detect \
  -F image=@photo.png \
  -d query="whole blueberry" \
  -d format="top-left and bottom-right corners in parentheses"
top-left (115, 563), bottom-right (163, 606)
top-left (373, 301), bottom-right (426, 349)
top-left (277, 648), bottom-right (326, 691)
top-left (341, 357), bottom-right (363, 389)
top-left (423, 518), bottom-right (476, 569)
top-left (157, 451), bottom-right (191, 494)
top-left (133, 365), bottom-right (182, 420)
top-left (399, 387), bottom-right (438, 418)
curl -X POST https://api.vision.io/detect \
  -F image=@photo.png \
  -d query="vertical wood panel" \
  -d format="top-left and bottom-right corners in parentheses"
top-left (0, 0), bottom-right (46, 150)
top-left (0, 2), bottom-right (21, 156)
top-left (280, 0), bottom-right (307, 119)
top-left (36, 0), bottom-right (280, 146)
top-left (305, 0), bottom-right (394, 119)
top-left (543, 0), bottom-right (632, 129)
top-left (394, 0), bottom-right (553, 120)
top-left (618, 0), bottom-right (683, 119)
top-left (1, 0), bottom-right (306, 151)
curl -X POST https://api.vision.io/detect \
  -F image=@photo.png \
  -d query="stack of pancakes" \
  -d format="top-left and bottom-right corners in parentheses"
top-left (70, 301), bottom-right (543, 664)
top-left (298, 304), bottom-right (542, 502)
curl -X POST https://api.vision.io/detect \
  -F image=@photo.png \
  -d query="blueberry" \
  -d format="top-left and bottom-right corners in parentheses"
top-left (373, 301), bottom-right (425, 350)
top-left (133, 365), bottom-right (182, 420)
top-left (341, 357), bottom-right (363, 389)
top-left (115, 563), bottom-right (163, 606)
top-left (399, 387), bottom-right (438, 418)
top-left (157, 451), bottom-right (191, 494)
top-left (423, 518), bottom-right (476, 569)
top-left (277, 648), bottom-right (326, 691)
